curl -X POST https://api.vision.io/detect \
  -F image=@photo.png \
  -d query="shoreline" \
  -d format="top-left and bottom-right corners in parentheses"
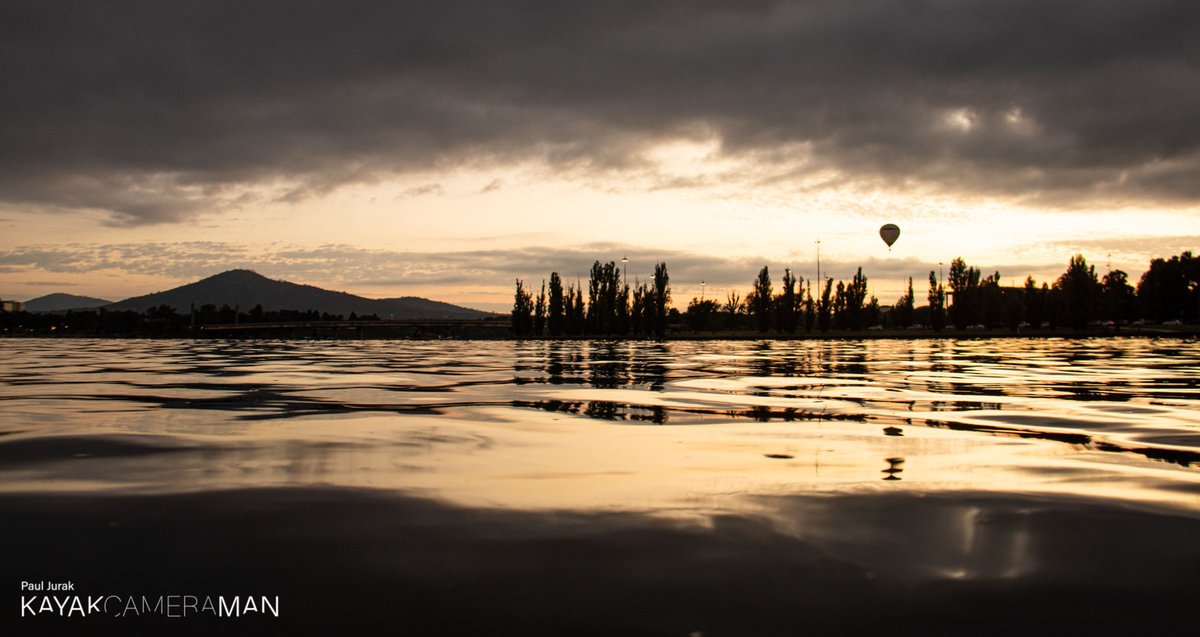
top-left (1, 326), bottom-right (1197, 341)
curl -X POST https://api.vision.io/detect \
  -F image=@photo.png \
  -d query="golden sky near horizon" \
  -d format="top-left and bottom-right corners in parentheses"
top-left (2, 2), bottom-right (1198, 311)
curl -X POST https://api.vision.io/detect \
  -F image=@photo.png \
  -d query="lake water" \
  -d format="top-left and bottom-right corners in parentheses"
top-left (4, 337), bottom-right (1200, 634)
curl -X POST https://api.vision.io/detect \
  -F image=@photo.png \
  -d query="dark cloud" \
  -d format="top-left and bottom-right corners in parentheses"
top-left (3, 1), bottom-right (1198, 223)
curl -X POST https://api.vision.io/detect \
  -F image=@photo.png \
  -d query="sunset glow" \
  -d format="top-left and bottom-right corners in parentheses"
top-left (2, 1), bottom-right (1197, 310)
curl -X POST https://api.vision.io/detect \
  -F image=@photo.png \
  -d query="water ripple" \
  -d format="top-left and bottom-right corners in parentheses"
top-left (2, 337), bottom-right (1199, 505)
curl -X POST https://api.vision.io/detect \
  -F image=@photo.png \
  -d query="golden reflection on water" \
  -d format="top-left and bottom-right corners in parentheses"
top-left (1, 337), bottom-right (1199, 514)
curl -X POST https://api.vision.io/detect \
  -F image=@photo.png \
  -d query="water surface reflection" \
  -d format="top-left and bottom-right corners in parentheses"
top-left (3, 337), bottom-right (1199, 633)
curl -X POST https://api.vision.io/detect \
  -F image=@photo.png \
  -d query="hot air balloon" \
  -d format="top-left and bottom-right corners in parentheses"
top-left (879, 224), bottom-right (900, 250)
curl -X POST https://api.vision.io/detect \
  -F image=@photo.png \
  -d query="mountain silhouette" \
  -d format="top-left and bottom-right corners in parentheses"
top-left (104, 270), bottom-right (492, 319)
top-left (25, 293), bottom-right (113, 312)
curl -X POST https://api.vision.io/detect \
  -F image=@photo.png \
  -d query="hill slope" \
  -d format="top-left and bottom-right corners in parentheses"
top-left (105, 270), bottom-right (492, 320)
top-left (25, 293), bottom-right (113, 312)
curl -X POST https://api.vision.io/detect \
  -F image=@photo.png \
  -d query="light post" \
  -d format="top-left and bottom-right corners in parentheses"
top-left (701, 280), bottom-right (706, 302)
top-left (622, 256), bottom-right (628, 285)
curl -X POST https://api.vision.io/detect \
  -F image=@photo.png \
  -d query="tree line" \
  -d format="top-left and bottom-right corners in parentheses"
top-left (687, 265), bottom-right (881, 334)
top-left (515, 251), bottom-right (1199, 336)
top-left (513, 261), bottom-right (671, 337)
top-left (922, 251), bottom-right (1200, 331)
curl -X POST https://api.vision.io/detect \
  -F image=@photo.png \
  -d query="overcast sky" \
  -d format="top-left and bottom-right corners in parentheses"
top-left (3, 1), bottom-right (1198, 310)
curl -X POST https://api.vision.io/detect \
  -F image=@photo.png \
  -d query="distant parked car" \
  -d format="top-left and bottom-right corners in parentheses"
top-left (907, 323), bottom-right (925, 330)
top-left (1164, 319), bottom-right (1182, 326)
top-left (867, 325), bottom-right (883, 331)
top-left (966, 324), bottom-right (986, 330)
top-left (1017, 321), bottom-right (1030, 329)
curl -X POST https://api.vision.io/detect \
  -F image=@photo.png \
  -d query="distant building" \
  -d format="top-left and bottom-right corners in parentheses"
top-left (0, 299), bottom-right (25, 312)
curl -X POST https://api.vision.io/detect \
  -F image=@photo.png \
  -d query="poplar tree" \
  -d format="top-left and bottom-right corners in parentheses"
top-left (564, 283), bottom-right (578, 336)
top-left (833, 281), bottom-right (847, 329)
top-left (587, 261), bottom-right (605, 334)
top-left (548, 272), bottom-right (564, 336)
top-left (511, 279), bottom-right (534, 337)
top-left (948, 257), bottom-right (981, 329)
top-left (749, 266), bottom-right (772, 332)
top-left (817, 279), bottom-right (833, 332)
top-left (777, 268), bottom-right (800, 333)
top-left (927, 271), bottom-right (946, 331)
top-left (894, 277), bottom-right (915, 328)
top-left (803, 283), bottom-right (815, 332)
top-left (572, 285), bottom-right (585, 335)
top-left (631, 282), bottom-right (646, 335)
top-left (845, 267), bottom-right (868, 330)
top-left (534, 281), bottom-right (546, 336)
top-left (652, 262), bottom-right (670, 337)
top-left (616, 282), bottom-right (631, 335)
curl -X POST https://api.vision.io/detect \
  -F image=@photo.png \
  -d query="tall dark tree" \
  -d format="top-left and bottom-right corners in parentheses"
top-left (1056, 254), bottom-right (1099, 330)
top-left (534, 281), bottom-right (547, 337)
top-left (652, 262), bottom-right (670, 337)
top-left (803, 283), bottom-right (815, 332)
top-left (631, 282), bottom-right (646, 335)
top-left (511, 279), bottom-right (534, 337)
top-left (865, 296), bottom-right (881, 328)
top-left (641, 282), bottom-right (656, 336)
top-left (564, 283), bottom-right (577, 335)
top-left (817, 279), bottom-right (833, 332)
top-left (616, 282), bottom-right (631, 335)
top-left (948, 257), bottom-right (982, 329)
top-left (1100, 270), bottom-right (1135, 325)
top-left (1023, 276), bottom-right (1045, 328)
top-left (776, 268), bottom-right (801, 333)
top-left (1137, 251), bottom-right (1199, 323)
top-left (978, 271), bottom-right (1005, 328)
top-left (844, 267), bottom-right (868, 330)
top-left (564, 282), bottom-right (585, 336)
top-left (548, 272), bottom-right (565, 336)
top-left (586, 260), bottom-right (623, 335)
top-left (832, 281), bottom-right (847, 329)
top-left (894, 277), bottom-right (915, 328)
top-left (927, 271), bottom-right (946, 331)
top-left (572, 285), bottom-right (586, 335)
top-left (749, 266), bottom-right (772, 332)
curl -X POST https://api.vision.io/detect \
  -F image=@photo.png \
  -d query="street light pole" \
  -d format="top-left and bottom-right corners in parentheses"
top-left (622, 255), bottom-right (628, 286)
top-left (701, 280), bottom-right (706, 302)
